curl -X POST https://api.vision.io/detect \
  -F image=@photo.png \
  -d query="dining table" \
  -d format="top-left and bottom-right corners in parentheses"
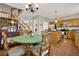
top-left (13, 34), bottom-right (42, 56)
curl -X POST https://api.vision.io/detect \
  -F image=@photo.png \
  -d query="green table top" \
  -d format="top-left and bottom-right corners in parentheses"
top-left (13, 34), bottom-right (42, 44)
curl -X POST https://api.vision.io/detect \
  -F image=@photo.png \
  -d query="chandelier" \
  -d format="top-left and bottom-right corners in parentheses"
top-left (25, 3), bottom-right (39, 13)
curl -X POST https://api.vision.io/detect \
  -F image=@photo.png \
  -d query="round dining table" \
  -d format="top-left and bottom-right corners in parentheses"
top-left (13, 34), bottom-right (42, 56)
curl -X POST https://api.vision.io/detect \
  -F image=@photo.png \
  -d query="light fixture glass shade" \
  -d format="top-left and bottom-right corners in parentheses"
top-left (25, 4), bottom-right (29, 9)
top-left (35, 4), bottom-right (39, 8)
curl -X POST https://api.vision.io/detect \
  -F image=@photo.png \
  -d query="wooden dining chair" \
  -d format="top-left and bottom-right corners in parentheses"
top-left (40, 31), bottom-right (61, 56)
top-left (40, 37), bottom-right (51, 56)
top-left (2, 31), bottom-right (9, 55)
top-left (2, 32), bottom-right (26, 56)
top-left (8, 45), bottom-right (26, 56)
top-left (31, 32), bottom-right (51, 56)
top-left (4, 41), bottom-right (26, 56)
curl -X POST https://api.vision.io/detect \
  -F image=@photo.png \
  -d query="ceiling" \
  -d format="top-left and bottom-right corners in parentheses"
top-left (6, 3), bottom-right (79, 21)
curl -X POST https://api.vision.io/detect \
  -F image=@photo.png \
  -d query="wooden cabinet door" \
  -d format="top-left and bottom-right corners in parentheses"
top-left (75, 32), bottom-right (79, 49)
top-left (48, 32), bottom-right (61, 45)
top-left (74, 32), bottom-right (79, 55)
top-left (67, 31), bottom-right (74, 40)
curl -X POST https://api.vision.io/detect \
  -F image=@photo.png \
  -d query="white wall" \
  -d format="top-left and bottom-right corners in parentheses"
top-left (5, 3), bottom-right (79, 22)
top-left (0, 4), bottom-right (11, 18)
top-left (0, 4), bottom-right (22, 18)
top-left (64, 13), bottom-right (79, 20)
top-left (0, 4), bottom-right (11, 14)
top-left (32, 16), bottom-right (49, 34)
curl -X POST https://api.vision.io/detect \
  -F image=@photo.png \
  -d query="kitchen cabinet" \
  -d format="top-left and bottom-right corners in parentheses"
top-left (74, 32), bottom-right (79, 55)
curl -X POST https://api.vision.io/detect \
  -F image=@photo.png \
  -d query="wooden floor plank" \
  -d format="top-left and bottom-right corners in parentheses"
top-left (50, 39), bottom-right (76, 56)
top-left (0, 50), bottom-right (6, 56)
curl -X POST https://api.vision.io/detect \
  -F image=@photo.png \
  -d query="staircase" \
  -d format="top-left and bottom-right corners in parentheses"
top-left (0, 11), bottom-right (30, 32)
top-left (16, 16), bottom-right (30, 30)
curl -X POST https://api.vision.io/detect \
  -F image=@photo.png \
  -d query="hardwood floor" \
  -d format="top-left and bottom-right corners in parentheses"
top-left (50, 39), bottom-right (76, 56)
top-left (0, 39), bottom-right (78, 56)
top-left (0, 50), bottom-right (5, 56)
